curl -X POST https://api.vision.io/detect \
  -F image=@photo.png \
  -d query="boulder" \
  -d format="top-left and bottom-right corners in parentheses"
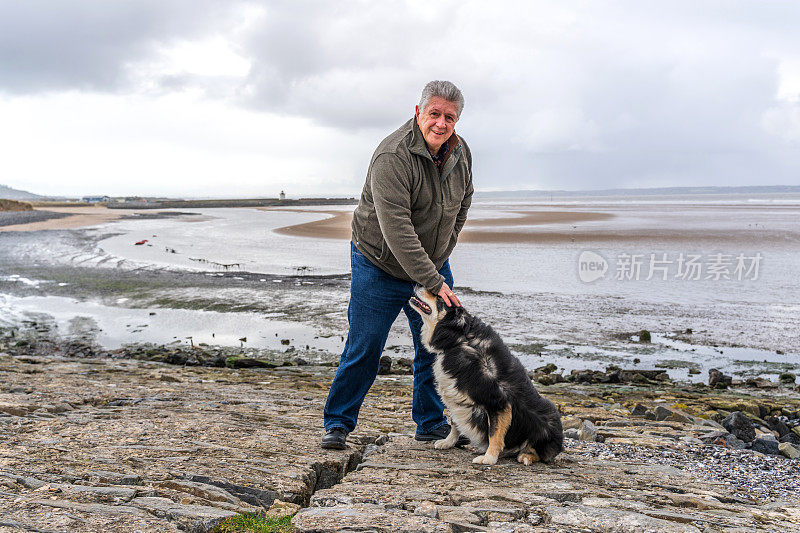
top-left (535, 363), bottom-right (557, 374)
top-left (765, 416), bottom-right (791, 437)
top-left (779, 432), bottom-right (800, 445)
top-left (700, 430), bottom-right (746, 449)
top-left (578, 420), bottom-right (598, 442)
top-left (750, 437), bottom-right (780, 455)
top-left (654, 406), bottom-right (691, 423)
top-left (708, 368), bottom-right (732, 389)
top-left (722, 411), bottom-right (755, 443)
top-left (393, 357), bottom-right (414, 375)
top-left (779, 442), bottom-right (800, 460)
top-left (377, 355), bottom-right (392, 375)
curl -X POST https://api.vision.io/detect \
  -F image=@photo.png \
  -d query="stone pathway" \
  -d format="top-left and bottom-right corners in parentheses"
top-left (1, 353), bottom-right (799, 532)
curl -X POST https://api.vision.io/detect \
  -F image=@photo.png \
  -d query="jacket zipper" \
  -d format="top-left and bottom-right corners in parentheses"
top-left (432, 143), bottom-right (462, 255)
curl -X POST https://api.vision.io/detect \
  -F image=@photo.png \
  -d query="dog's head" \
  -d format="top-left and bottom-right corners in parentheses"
top-left (408, 285), bottom-right (465, 331)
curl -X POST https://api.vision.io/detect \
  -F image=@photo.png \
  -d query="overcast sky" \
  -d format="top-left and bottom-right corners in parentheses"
top-left (1, 1), bottom-right (799, 198)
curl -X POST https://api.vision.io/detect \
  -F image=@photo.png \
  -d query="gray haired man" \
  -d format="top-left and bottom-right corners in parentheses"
top-left (322, 80), bottom-right (474, 449)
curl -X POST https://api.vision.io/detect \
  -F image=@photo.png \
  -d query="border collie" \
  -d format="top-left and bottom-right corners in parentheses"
top-left (409, 287), bottom-right (563, 465)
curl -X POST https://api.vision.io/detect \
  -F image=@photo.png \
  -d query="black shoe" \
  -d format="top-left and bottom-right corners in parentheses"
top-left (415, 423), bottom-right (470, 447)
top-left (321, 428), bottom-right (348, 450)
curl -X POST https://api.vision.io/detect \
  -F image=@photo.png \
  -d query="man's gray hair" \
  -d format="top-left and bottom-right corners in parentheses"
top-left (419, 80), bottom-right (464, 119)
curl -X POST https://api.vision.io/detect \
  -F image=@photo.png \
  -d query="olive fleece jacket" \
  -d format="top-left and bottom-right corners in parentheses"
top-left (351, 117), bottom-right (473, 293)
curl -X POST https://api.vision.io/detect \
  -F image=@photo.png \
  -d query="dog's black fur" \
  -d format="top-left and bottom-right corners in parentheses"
top-left (411, 291), bottom-right (563, 464)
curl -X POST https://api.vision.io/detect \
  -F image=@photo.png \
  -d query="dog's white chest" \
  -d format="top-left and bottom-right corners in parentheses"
top-left (433, 356), bottom-right (487, 448)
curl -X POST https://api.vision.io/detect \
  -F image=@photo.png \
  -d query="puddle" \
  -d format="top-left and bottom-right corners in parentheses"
top-left (0, 294), bottom-right (344, 354)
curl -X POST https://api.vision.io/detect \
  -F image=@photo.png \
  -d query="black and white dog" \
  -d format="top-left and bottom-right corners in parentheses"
top-left (409, 287), bottom-right (563, 465)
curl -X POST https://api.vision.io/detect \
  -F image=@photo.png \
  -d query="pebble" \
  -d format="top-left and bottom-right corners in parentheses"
top-left (573, 440), bottom-right (800, 500)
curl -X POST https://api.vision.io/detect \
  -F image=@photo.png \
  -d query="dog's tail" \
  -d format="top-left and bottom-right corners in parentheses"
top-left (527, 397), bottom-right (564, 463)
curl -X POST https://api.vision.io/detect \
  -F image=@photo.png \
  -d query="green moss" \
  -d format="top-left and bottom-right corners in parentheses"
top-left (225, 356), bottom-right (279, 369)
top-left (508, 343), bottom-right (546, 355)
top-left (146, 297), bottom-right (269, 313)
top-left (212, 513), bottom-right (295, 533)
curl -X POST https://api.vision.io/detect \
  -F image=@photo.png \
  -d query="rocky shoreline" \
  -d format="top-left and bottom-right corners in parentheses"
top-left (2, 326), bottom-right (799, 532)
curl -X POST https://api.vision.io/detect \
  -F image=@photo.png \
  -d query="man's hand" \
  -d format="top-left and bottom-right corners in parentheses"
top-left (437, 282), bottom-right (461, 307)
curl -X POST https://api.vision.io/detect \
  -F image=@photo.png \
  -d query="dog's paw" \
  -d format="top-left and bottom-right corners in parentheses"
top-left (434, 439), bottom-right (455, 450)
top-left (472, 453), bottom-right (498, 465)
top-left (517, 452), bottom-right (539, 466)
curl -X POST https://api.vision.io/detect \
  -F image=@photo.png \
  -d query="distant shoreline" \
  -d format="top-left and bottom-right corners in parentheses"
top-left (103, 197), bottom-right (358, 209)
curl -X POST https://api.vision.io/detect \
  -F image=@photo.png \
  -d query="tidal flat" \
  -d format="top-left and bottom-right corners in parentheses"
top-left (1, 201), bottom-right (799, 382)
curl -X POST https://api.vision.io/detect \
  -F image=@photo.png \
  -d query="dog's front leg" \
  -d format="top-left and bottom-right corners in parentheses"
top-left (434, 424), bottom-right (460, 450)
top-left (473, 404), bottom-right (511, 465)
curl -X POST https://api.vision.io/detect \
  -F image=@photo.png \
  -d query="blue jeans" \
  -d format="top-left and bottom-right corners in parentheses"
top-left (323, 242), bottom-right (453, 434)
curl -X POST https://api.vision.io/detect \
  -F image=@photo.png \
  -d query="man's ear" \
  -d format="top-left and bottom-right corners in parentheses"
top-left (415, 105), bottom-right (420, 119)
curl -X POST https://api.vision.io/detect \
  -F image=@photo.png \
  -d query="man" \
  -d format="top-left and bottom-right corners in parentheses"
top-left (322, 80), bottom-right (473, 449)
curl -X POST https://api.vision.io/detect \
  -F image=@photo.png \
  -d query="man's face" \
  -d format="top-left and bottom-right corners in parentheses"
top-left (415, 96), bottom-right (459, 153)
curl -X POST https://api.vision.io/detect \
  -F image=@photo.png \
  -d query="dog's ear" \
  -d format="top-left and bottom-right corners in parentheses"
top-left (444, 303), bottom-right (466, 322)
top-left (453, 306), bottom-right (471, 332)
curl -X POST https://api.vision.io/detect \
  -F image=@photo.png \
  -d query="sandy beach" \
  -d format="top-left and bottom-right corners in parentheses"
top-left (266, 204), bottom-right (800, 245)
top-left (0, 206), bottom-right (134, 232)
top-left (267, 207), bottom-right (617, 243)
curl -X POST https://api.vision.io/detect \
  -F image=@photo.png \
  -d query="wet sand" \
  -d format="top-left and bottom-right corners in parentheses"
top-left (267, 208), bottom-right (617, 242)
top-left (0, 206), bottom-right (133, 232)
top-left (265, 206), bottom-right (795, 245)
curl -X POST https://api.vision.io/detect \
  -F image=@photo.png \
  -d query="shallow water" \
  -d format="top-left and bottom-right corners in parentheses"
top-left (89, 202), bottom-right (800, 307)
top-left (0, 293), bottom-right (343, 355)
top-left (1, 196), bottom-right (799, 382)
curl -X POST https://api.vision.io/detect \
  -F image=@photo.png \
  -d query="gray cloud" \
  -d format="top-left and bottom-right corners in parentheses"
top-left (0, 0), bottom-right (233, 93)
top-left (1, 0), bottom-right (799, 190)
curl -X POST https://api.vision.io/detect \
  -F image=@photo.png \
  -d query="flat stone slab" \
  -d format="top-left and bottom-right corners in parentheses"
top-left (0, 356), bottom-right (385, 532)
top-left (545, 504), bottom-right (701, 532)
top-left (1, 354), bottom-right (799, 532)
top-left (292, 431), bottom-right (799, 531)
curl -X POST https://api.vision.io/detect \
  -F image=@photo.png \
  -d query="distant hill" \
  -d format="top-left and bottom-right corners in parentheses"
top-left (0, 184), bottom-right (46, 200)
top-left (475, 185), bottom-right (800, 198)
